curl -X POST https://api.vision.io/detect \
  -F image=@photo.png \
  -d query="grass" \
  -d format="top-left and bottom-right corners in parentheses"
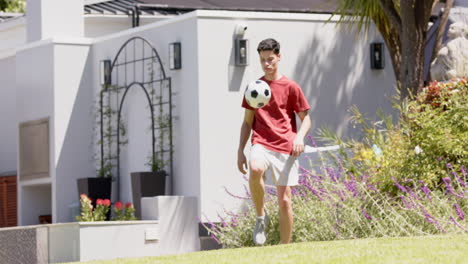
top-left (71, 234), bottom-right (467, 264)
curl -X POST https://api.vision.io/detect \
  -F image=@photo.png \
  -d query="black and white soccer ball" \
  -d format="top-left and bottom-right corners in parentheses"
top-left (244, 80), bottom-right (271, 108)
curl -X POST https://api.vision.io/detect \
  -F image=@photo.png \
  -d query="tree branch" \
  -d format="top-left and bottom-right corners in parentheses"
top-left (377, 0), bottom-right (402, 34)
top-left (430, 0), bottom-right (454, 62)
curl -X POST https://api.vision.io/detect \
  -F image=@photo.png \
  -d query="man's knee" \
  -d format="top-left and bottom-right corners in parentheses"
top-left (249, 160), bottom-right (266, 179)
top-left (278, 196), bottom-right (292, 211)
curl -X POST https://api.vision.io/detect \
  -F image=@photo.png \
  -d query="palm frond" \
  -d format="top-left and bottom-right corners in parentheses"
top-left (330, 0), bottom-right (391, 35)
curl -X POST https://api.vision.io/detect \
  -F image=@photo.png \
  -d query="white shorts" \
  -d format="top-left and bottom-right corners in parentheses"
top-left (249, 144), bottom-right (299, 186)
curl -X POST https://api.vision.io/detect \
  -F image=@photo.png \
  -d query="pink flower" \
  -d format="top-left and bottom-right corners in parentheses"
top-left (114, 201), bottom-right (123, 210)
top-left (125, 202), bottom-right (133, 209)
top-left (103, 199), bottom-right (111, 207)
top-left (96, 199), bottom-right (104, 206)
top-left (80, 194), bottom-right (88, 200)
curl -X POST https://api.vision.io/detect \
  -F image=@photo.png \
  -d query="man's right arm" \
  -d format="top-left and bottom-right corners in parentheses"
top-left (237, 109), bottom-right (255, 174)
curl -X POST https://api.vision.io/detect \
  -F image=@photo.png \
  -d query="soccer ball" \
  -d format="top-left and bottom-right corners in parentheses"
top-left (244, 80), bottom-right (271, 108)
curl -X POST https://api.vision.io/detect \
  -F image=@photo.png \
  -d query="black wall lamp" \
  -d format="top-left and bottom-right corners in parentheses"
top-left (100, 60), bottom-right (112, 86)
top-left (370, 42), bottom-right (385, 70)
top-left (169, 42), bottom-right (182, 70)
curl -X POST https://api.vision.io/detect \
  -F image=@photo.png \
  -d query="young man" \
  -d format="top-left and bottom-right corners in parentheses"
top-left (237, 38), bottom-right (311, 245)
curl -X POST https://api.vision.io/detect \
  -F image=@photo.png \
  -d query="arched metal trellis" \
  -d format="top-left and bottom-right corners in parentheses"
top-left (99, 36), bottom-right (173, 200)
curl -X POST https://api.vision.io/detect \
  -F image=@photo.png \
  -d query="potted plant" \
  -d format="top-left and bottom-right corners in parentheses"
top-left (131, 156), bottom-right (167, 218)
top-left (77, 99), bottom-right (117, 219)
top-left (77, 162), bottom-right (113, 219)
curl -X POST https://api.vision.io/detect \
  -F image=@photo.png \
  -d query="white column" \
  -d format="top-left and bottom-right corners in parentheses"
top-left (26, 0), bottom-right (84, 43)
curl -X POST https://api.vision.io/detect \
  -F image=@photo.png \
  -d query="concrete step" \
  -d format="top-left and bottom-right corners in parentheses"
top-left (199, 236), bottom-right (222, 251)
top-left (199, 223), bottom-right (222, 250)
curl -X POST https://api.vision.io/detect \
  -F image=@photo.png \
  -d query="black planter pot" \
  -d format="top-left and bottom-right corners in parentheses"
top-left (77, 177), bottom-right (112, 220)
top-left (131, 171), bottom-right (166, 219)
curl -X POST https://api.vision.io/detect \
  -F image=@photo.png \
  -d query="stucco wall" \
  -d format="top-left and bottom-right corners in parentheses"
top-left (92, 13), bottom-right (201, 206)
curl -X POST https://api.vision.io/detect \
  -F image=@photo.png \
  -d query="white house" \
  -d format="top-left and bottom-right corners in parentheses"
top-left (0, 0), bottom-right (397, 227)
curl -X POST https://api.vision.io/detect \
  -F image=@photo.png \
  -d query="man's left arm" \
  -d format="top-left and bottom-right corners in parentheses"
top-left (292, 110), bottom-right (311, 157)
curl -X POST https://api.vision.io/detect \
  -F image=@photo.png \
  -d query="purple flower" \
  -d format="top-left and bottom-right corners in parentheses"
top-left (461, 166), bottom-right (466, 177)
top-left (452, 171), bottom-right (466, 188)
top-left (392, 178), bottom-right (408, 193)
top-left (442, 177), bottom-right (465, 198)
top-left (437, 156), bottom-right (443, 161)
top-left (400, 196), bottom-right (412, 209)
top-left (290, 187), bottom-right (297, 196)
top-left (421, 206), bottom-right (445, 232)
top-left (299, 166), bottom-right (312, 175)
top-left (419, 184), bottom-right (432, 201)
top-left (422, 209), bottom-right (435, 224)
top-left (344, 180), bottom-right (358, 196)
top-left (243, 185), bottom-right (251, 197)
top-left (442, 177), bottom-right (454, 192)
top-left (307, 135), bottom-right (318, 147)
top-left (454, 203), bottom-right (465, 220)
top-left (308, 186), bottom-right (324, 201)
top-left (361, 207), bottom-right (372, 220)
top-left (242, 175), bottom-right (249, 182)
top-left (449, 216), bottom-right (467, 231)
top-left (405, 186), bottom-right (419, 200)
top-left (210, 233), bottom-right (221, 244)
top-left (265, 186), bottom-right (278, 196)
top-left (447, 163), bottom-right (453, 169)
top-left (223, 186), bottom-right (250, 200)
top-left (334, 190), bottom-right (346, 201)
top-left (325, 167), bottom-right (338, 182)
top-left (367, 183), bottom-right (379, 192)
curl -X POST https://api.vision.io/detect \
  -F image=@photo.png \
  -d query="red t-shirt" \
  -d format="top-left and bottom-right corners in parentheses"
top-left (242, 76), bottom-right (310, 155)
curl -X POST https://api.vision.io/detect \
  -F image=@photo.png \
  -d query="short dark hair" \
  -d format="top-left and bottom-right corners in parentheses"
top-left (257, 38), bottom-right (280, 54)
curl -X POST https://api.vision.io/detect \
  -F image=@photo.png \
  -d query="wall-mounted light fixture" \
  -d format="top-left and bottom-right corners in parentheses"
top-left (235, 39), bottom-right (248, 66)
top-left (169, 42), bottom-right (182, 70)
top-left (370, 42), bottom-right (385, 70)
top-left (234, 23), bottom-right (248, 67)
top-left (100, 60), bottom-right (112, 86)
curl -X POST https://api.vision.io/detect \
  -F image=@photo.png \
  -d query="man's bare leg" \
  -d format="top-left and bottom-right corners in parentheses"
top-left (249, 160), bottom-right (266, 216)
top-left (277, 185), bottom-right (293, 244)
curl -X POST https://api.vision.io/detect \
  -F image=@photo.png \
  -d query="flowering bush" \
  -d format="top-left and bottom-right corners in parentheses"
top-left (203, 161), bottom-right (467, 248)
top-left (76, 194), bottom-right (94, 221)
top-left (76, 194), bottom-right (111, 221)
top-left (76, 194), bottom-right (136, 221)
top-left (112, 201), bottom-right (137, 221)
top-left (202, 79), bottom-right (467, 247)
top-left (94, 198), bottom-right (111, 221)
top-left (319, 78), bottom-right (467, 192)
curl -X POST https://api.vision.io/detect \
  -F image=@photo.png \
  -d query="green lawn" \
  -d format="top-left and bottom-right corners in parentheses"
top-left (73, 235), bottom-right (467, 264)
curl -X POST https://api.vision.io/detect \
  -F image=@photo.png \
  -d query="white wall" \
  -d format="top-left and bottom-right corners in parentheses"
top-left (53, 41), bottom-right (94, 223)
top-left (92, 13), bottom-right (201, 206)
top-left (26, 0), bottom-right (84, 42)
top-left (84, 16), bottom-right (169, 38)
top-left (0, 17), bottom-right (26, 58)
top-left (20, 185), bottom-right (52, 226)
top-left (15, 39), bottom-right (94, 224)
top-left (15, 41), bottom-right (55, 225)
top-left (195, 11), bottom-right (396, 220)
top-left (0, 55), bottom-right (17, 173)
top-left (0, 15), bottom-right (165, 57)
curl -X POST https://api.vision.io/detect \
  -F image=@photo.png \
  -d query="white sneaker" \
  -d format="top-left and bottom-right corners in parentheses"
top-left (253, 214), bottom-right (269, 245)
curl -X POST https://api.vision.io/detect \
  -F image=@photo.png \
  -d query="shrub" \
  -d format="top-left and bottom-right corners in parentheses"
top-left (319, 78), bottom-right (467, 192)
top-left (76, 194), bottom-right (111, 221)
top-left (203, 161), bottom-right (467, 248)
top-left (202, 79), bottom-right (467, 248)
top-left (76, 194), bottom-right (137, 221)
